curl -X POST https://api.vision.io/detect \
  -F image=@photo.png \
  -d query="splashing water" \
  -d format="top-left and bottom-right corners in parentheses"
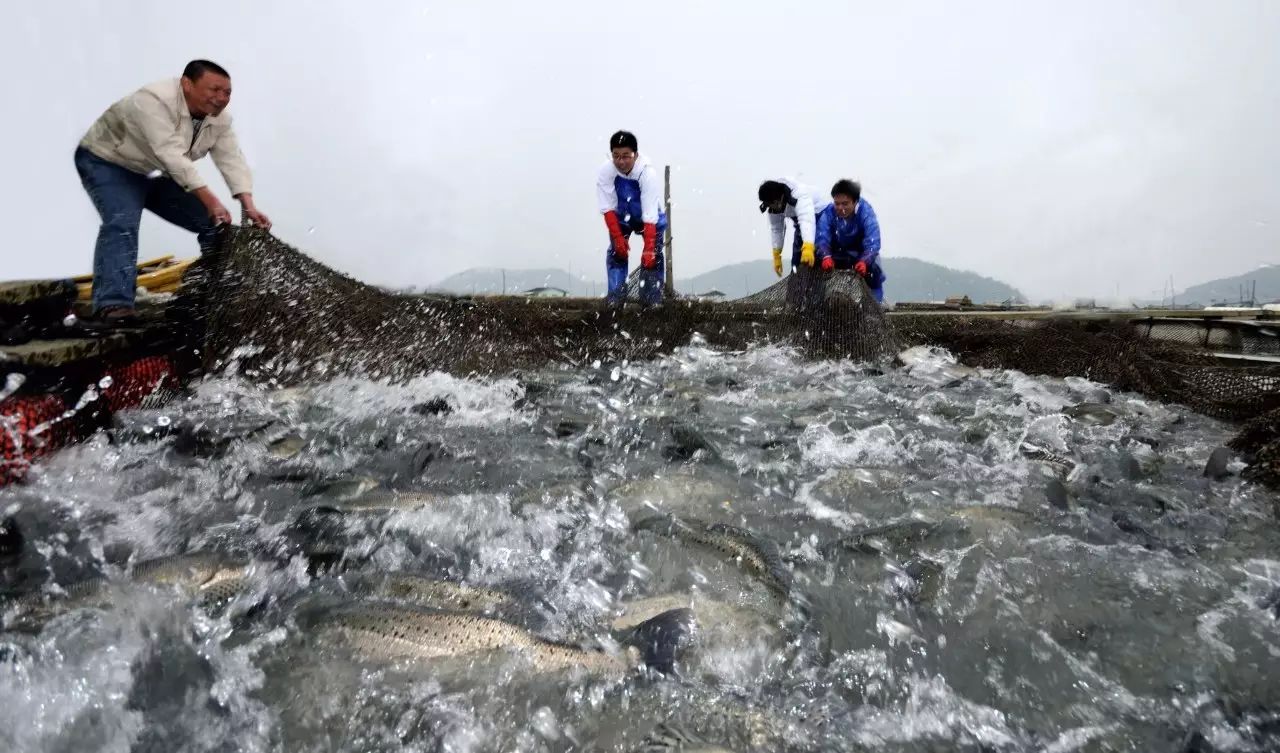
top-left (1, 343), bottom-right (1277, 752)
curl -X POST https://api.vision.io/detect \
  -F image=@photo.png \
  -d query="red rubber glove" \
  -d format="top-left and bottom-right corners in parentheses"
top-left (641, 222), bottom-right (658, 269)
top-left (604, 211), bottom-right (628, 259)
top-left (821, 257), bottom-right (834, 272)
top-left (854, 260), bottom-right (868, 277)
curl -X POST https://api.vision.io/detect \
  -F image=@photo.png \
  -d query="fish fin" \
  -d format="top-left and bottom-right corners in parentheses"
top-left (706, 523), bottom-right (793, 591)
top-left (621, 607), bottom-right (696, 675)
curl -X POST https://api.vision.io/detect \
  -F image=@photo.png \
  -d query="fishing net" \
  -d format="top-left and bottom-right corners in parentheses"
top-left (179, 227), bottom-right (898, 385)
top-left (179, 226), bottom-right (1280, 487)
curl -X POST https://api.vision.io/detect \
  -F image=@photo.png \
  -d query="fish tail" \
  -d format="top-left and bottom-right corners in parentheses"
top-left (621, 607), bottom-right (696, 675)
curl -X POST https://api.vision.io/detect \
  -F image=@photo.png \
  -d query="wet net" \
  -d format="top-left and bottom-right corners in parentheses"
top-left (180, 227), bottom-right (1280, 487)
top-left (179, 227), bottom-right (898, 384)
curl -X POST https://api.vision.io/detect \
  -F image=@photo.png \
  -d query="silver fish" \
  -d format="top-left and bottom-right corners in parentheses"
top-left (341, 572), bottom-right (518, 615)
top-left (311, 490), bottom-right (443, 514)
top-left (633, 516), bottom-right (793, 600)
top-left (1019, 443), bottom-right (1076, 476)
top-left (301, 476), bottom-right (381, 500)
top-left (3, 551), bottom-right (249, 630)
top-left (825, 518), bottom-right (946, 556)
top-left (267, 432), bottom-right (307, 459)
top-left (310, 601), bottom-right (694, 676)
top-left (1062, 402), bottom-right (1120, 427)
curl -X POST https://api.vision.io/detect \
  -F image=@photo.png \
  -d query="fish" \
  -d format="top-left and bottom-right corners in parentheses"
top-left (950, 505), bottom-right (1032, 524)
top-left (1063, 402), bottom-right (1120, 426)
top-left (633, 515), bottom-right (793, 600)
top-left (304, 490), bottom-right (443, 515)
top-left (2, 551), bottom-right (249, 630)
top-left (895, 345), bottom-right (977, 385)
top-left (824, 518), bottom-right (946, 556)
top-left (1203, 446), bottom-right (1233, 481)
top-left (1019, 443), bottom-right (1076, 476)
top-left (267, 432), bottom-right (306, 459)
top-left (634, 723), bottom-right (738, 753)
top-left (899, 558), bottom-right (945, 604)
top-left (607, 474), bottom-right (738, 520)
top-left (308, 601), bottom-right (694, 676)
top-left (299, 475), bottom-right (381, 499)
top-left (410, 397), bottom-right (453, 416)
top-left (665, 423), bottom-right (721, 462)
top-left (340, 572), bottom-right (519, 616)
top-left (610, 592), bottom-right (783, 642)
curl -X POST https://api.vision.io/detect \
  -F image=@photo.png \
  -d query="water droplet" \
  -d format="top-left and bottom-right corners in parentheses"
top-left (156, 416), bottom-right (172, 427)
top-left (62, 314), bottom-right (78, 327)
top-left (98, 376), bottom-right (114, 390)
top-left (531, 707), bottom-right (560, 741)
top-left (610, 367), bottom-right (621, 382)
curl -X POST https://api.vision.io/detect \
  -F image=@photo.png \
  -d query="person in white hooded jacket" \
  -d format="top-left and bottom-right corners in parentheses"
top-left (757, 178), bottom-right (832, 277)
top-left (596, 130), bottom-right (668, 305)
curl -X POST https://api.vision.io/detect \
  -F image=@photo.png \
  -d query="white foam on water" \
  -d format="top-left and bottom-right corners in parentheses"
top-left (798, 422), bottom-right (906, 468)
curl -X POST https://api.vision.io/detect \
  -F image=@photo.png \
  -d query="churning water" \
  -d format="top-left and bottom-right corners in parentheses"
top-left (2, 341), bottom-right (1277, 752)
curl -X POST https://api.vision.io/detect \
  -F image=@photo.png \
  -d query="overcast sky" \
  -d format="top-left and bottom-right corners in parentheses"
top-left (3, 0), bottom-right (1277, 301)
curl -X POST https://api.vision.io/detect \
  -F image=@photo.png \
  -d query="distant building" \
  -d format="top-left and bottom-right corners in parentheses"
top-left (523, 286), bottom-right (569, 298)
top-left (694, 289), bottom-right (726, 301)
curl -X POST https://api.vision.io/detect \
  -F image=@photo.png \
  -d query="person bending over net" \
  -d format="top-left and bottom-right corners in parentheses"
top-left (595, 130), bottom-right (667, 306)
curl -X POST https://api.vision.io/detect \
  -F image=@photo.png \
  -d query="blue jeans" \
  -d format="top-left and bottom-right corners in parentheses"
top-left (74, 147), bottom-right (217, 312)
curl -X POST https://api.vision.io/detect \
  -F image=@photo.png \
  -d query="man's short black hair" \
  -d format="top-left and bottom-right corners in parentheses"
top-left (183, 59), bottom-right (231, 82)
top-left (758, 180), bottom-right (790, 212)
top-left (831, 179), bottom-right (861, 203)
top-left (609, 130), bottom-right (639, 152)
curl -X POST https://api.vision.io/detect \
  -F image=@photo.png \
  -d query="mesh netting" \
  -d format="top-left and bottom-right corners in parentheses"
top-left (891, 317), bottom-right (1280, 422)
top-left (181, 227), bottom-right (898, 385)
top-left (179, 227), bottom-right (1280, 488)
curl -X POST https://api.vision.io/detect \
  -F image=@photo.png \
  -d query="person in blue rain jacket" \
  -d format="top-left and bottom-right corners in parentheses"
top-left (817, 179), bottom-right (885, 302)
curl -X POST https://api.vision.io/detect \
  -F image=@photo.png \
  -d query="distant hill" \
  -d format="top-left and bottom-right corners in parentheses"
top-left (678, 257), bottom-right (1025, 303)
top-left (426, 268), bottom-right (596, 296)
top-left (428, 257), bottom-right (1025, 304)
top-left (878, 258), bottom-right (1025, 304)
top-left (1176, 264), bottom-right (1280, 306)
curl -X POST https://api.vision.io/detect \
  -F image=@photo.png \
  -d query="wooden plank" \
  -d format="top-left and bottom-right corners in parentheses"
top-left (70, 255), bottom-right (175, 284)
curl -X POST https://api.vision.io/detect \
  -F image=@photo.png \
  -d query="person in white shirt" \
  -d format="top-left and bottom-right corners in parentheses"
top-left (757, 178), bottom-right (831, 278)
top-left (596, 130), bottom-right (668, 305)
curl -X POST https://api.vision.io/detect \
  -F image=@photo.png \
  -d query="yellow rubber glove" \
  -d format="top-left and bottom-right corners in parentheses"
top-left (771, 248), bottom-right (783, 277)
top-left (799, 242), bottom-right (816, 267)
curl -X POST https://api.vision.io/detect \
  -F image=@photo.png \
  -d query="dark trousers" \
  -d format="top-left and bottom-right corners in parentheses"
top-left (74, 147), bottom-right (216, 312)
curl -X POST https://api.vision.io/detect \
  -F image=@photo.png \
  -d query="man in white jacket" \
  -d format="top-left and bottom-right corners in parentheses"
top-left (757, 178), bottom-right (832, 278)
top-left (75, 60), bottom-right (271, 321)
top-left (596, 130), bottom-right (667, 306)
